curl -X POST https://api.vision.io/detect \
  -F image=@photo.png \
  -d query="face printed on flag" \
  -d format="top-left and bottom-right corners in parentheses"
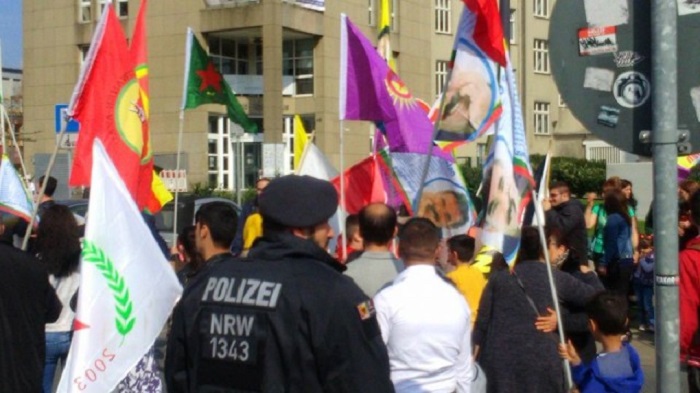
top-left (439, 49), bottom-right (496, 137)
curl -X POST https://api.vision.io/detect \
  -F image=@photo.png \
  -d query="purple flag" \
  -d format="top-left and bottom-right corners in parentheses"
top-left (340, 14), bottom-right (451, 161)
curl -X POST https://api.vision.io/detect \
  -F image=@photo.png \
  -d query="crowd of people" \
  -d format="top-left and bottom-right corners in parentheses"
top-left (5, 172), bottom-right (700, 392)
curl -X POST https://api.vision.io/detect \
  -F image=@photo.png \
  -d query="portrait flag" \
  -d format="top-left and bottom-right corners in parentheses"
top-left (293, 115), bottom-right (309, 169)
top-left (434, 3), bottom-right (505, 149)
top-left (67, 2), bottom-right (154, 211)
top-left (57, 140), bottom-right (182, 393)
top-left (339, 14), bottom-right (451, 161)
top-left (0, 154), bottom-right (33, 222)
top-left (182, 28), bottom-right (257, 133)
top-left (478, 52), bottom-right (535, 266)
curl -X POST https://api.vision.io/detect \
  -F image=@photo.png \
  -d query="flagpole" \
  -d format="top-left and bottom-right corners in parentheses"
top-left (22, 128), bottom-right (68, 250)
top-left (0, 103), bottom-right (6, 154)
top-left (172, 110), bottom-right (185, 242)
top-left (340, 120), bottom-right (347, 261)
top-left (532, 188), bottom-right (574, 390)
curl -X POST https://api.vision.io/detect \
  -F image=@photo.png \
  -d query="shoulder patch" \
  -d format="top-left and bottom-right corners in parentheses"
top-left (356, 299), bottom-right (376, 321)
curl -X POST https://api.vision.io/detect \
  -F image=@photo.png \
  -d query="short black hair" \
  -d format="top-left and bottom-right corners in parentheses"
top-left (550, 181), bottom-right (570, 195)
top-left (398, 217), bottom-right (440, 261)
top-left (359, 203), bottom-right (397, 245)
top-left (447, 234), bottom-right (475, 262)
top-left (345, 214), bottom-right (360, 238)
top-left (39, 176), bottom-right (58, 197)
top-left (195, 202), bottom-right (238, 249)
top-left (585, 291), bottom-right (628, 335)
top-left (690, 187), bottom-right (700, 227)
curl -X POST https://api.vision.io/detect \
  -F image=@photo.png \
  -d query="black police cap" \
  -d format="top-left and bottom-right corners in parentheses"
top-left (259, 175), bottom-right (338, 228)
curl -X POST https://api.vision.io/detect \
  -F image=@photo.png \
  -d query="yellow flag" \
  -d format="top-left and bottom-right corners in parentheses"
top-left (151, 170), bottom-right (173, 209)
top-left (293, 115), bottom-right (309, 169)
top-left (377, 0), bottom-right (395, 71)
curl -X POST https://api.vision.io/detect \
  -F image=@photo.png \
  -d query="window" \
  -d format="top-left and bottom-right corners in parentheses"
top-left (98, 0), bottom-right (109, 16)
top-left (116, 0), bottom-right (128, 18)
top-left (208, 36), bottom-right (250, 75)
top-left (283, 39), bottom-right (315, 96)
top-left (391, 0), bottom-right (398, 32)
top-left (435, 60), bottom-right (448, 98)
top-left (533, 39), bottom-right (550, 74)
top-left (368, 0), bottom-right (376, 26)
top-left (558, 94), bottom-right (566, 107)
top-left (435, 0), bottom-right (451, 34)
top-left (208, 115), bottom-right (234, 190)
top-left (534, 102), bottom-right (550, 135)
top-left (476, 143), bottom-right (487, 166)
top-left (534, 0), bottom-right (549, 18)
top-left (78, 0), bottom-right (91, 23)
top-left (78, 45), bottom-right (90, 69)
top-left (509, 9), bottom-right (516, 44)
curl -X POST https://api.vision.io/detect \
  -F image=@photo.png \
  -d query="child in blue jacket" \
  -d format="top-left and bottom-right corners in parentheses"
top-left (559, 291), bottom-right (644, 392)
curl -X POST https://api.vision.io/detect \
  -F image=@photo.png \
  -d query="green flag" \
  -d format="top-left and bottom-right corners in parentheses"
top-left (182, 29), bottom-right (257, 133)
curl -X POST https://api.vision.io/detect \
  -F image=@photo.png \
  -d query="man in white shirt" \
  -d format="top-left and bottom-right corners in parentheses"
top-left (374, 217), bottom-right (474, 393)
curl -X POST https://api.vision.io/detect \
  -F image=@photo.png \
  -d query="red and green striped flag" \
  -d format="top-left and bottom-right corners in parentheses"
top-left (181, 28), bottom-right (257, 133)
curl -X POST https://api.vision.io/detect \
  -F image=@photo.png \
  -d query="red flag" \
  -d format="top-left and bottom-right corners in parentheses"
top-left (331, 156), bottom-right (389, 214)
top-left (67, 3), bottom-right (152, 210)
top-left (463, 0), bottom-right (506, 67)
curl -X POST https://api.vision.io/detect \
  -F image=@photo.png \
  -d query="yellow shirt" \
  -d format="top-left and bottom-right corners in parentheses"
top-left (447, 263), bottom-right (487, 326)
top-left (243, 213), bottom-right (263, 250)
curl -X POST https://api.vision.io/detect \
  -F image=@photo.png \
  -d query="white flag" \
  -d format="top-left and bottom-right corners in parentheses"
top-left (57, 141), bottom-right (182, 393)
top-left (0, 154), bottom-right (33, 221)
top-left (298, 143), bottom-right (344, 253)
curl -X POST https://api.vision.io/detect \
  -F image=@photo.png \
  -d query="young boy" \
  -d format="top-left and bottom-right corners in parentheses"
top-left (559, 291), bottom-right (644, 392)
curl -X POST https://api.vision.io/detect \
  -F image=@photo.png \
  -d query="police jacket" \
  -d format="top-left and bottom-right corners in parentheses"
top-left (165, 232), bottom-right (394, 393)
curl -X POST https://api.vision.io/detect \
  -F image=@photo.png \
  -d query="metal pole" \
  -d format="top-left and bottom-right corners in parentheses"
top-left (340, 120), bottom-right (347, 261)
top-left (651, 0), bottom-right (680, 390)
top-left (532, 188), bottom-right (574, 390)
top-left (172, 110), bottom-right (185, 242)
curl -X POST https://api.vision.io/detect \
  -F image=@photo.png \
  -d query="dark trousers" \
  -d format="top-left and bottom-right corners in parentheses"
top-left (690, 365), bottom-right (700, 393)
top-left (604, 261), bottom-right (634, 299)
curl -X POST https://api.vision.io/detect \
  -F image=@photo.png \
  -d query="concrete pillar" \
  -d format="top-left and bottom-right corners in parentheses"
top-left (262, 0), bottom-right (283, 144)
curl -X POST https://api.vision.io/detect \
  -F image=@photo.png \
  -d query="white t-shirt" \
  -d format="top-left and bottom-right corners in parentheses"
top-left (374, 264), bottom-right (475, 393)
top-left (46, 272), bottom-right (80, 332)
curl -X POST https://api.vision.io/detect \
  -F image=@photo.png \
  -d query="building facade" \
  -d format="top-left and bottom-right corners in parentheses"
top-left (1, 67), bottom-right (23, 161)
top-left (22, 0), bottom-right (597, 193)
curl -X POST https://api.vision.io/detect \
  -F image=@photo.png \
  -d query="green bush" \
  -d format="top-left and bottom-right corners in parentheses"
top-left (458, 155), bottom-right (606, 200)
top-left (189, 182), bottom-right (256, 204)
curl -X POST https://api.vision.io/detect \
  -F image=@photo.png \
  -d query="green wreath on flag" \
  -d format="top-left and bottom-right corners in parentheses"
top-left (82, 240), bottom-right (136, 338)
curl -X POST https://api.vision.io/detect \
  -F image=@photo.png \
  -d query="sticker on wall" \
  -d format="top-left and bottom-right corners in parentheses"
top-left (578, 26), bottom-right (618, 56)
top-left (691, 87), bottom-right (700, 123)
top-left (598, 105), bottom-right (621, 128)
top-left (678, 0), bottom-right (700, 16)
top-left (613, 71), bottom-right (651, 108)
top-left (584, 0), bottom-right (629, 27)
top-left (613, 51), bottom-right (645, 68)
top-left (584, 67), bottom-right (615, 92)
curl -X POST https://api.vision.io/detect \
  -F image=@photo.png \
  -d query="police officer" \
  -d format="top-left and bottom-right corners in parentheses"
top-left (165, 176), bottom-right (393, 392)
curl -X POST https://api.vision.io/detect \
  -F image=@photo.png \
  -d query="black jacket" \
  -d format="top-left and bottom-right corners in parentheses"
top-left (0, 244), bottom-right (62, 393)
top-left (165, 233), bottom-right (394, 393)
top-left (545, 199), bottom-right (588, 266)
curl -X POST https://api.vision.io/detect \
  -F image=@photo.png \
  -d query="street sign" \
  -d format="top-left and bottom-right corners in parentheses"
top-left (56, 133), bottom-right (78, 150)
top-left (54, 104), bottom-right (80, 133)
top-left (549, 1), bottom-right (700, 156)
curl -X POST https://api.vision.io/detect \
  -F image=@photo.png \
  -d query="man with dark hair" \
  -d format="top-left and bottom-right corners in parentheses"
top-left (544, 181), bottom-right (588, 267)
top-left (446, 235), bottom-right (486, 326)
top-left (335, 214), bottom-right (363, 263)
top-left (37, 175), bottom-right (58, 217)
top-left (375, 218), bottom-right (475, 392)
top-left (0, 221), bottom-right (62, 392)
top-left (166, 175), bottom-right (393, 393)
top-left (345, 203), bottom-right (402, 296)
top-left (193, 201), bottom-right (238, 262)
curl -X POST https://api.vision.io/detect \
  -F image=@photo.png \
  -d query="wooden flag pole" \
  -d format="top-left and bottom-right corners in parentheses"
top-left (172, 109), bottom-right (185, 243)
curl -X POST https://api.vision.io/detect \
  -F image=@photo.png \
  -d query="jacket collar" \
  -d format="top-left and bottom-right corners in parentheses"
top-left (248, 232), bottom-right (346, 272)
